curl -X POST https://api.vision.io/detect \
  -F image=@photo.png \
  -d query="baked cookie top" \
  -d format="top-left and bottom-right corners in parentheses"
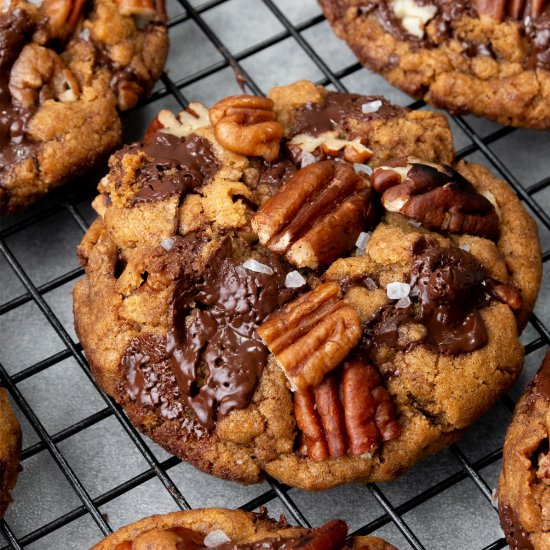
top-left (319, 0), bottom-right (550, 129)
top-left (0, 388), bottom-right (21, 518)
top-left (90, 508), bottom-right (396, 550)
top-left (0, 0), bottom-right (168, 215)
top-left (74, 80), bottom-right (541, 490)
top-left (498, 349), bottom-right (550, 550)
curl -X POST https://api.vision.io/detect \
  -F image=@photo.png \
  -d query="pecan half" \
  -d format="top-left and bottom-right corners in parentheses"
top-left (371, 158), bottom-right (500, 240)
top-left (473, 0), bottom-right (547, 20)
top-left (251, 160), bottom-right (375, 269)
top-left (144, 102), bottom-right (210, 140)
top-left (209, 95), bottom-right (284, 162)
top-left (9, 44), bottom-right (80, 108)
top-left (257, 282), bottom-right (362, 390)
top-left (294, 357), bottom-right (401, 460)
top-left (39, 0), bottom-right (86, 41)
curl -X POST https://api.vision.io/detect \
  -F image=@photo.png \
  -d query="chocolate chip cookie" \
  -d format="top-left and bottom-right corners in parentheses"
top-left (91, 508), bottom-right (396, 550)
top-left (498, 349), bottom-right (550, 550)
top-left (0, 0), bottom-right (168, 215)
top-left (0, 388), bottom-right (21, 518)
top-left (319, 0), bottom-right (550, 129)
top-left (73, 80), bottom-right (541, 490)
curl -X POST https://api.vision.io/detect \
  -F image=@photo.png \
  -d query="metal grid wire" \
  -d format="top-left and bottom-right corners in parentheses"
top-left (0, 0), bottom-right (549, 548)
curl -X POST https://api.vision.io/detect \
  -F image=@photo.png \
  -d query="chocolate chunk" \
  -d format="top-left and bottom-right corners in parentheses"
top-left (292, 92), bottom-right (401, 136)
top-left (410, 237), bottom-right (491, 354)
top-left (117, 132), bottom-right (220, 204)
top-left (360, 238), bottom-right (499, 357)
top-left (527, 13), bottom-right (550, 71)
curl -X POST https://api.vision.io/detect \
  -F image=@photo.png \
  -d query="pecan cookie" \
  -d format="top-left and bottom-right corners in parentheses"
top-left (91, 508), bottom-right (396, 550)
top-left (498, 349), bottom-right (550, 550)
top-left (0, 389), bottom-right (21, 518)
top-left (0, 0), bottom-right (168, 215)
top-left (73, 80), bottom-right (541, 490)
top-left (319, 0), bottom-right (550, 129)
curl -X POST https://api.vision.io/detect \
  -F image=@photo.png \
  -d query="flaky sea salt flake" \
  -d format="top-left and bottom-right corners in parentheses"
top-left (362, 100), bottom-right (382, 114)
top-left (460, 243), bottom-right (471, 252)
top-left (285, 270), bottom-right (306, 288)
top-left (387, 281), bottom-right (410, 300)
top-left (396, 296), bottom-right (411, 309)
top-left (301, 151), bottom-right (316, 168)
top-left (365, 277), bottom-right (378, 291)
top-left (242, 259), bottom-right (274, 275)
top-left (204, 530), bottom-right (231, 547)
top-left (355, 231), bottom-right (371, 250)
top-left (160, 237), bottom-right (175, 251)
top-left (353, 162), bottom-right (373, 175)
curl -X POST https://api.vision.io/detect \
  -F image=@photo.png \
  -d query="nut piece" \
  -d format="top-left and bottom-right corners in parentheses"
top-left (116, 0), bottom-right (156, 18)
top-left (289, 131), bottom-right (373, 164)
top-left (39, 0), bottom-right (86, 41)
top-left (389, 0), bottom-right (437, 38)
top-left (9, 44), bottom-right (80, 108)
top-left (293, 357), bottom-right (401, 460)
top-left (252, 160), bottom-right (376, 270)
top-left (144, 102), bottom-right (210, 140)
top-left (115, 79), bottom-right (143, 111)
top-left (209, 95), bottom-right (284, 162)
top-left (257, 282), bottom-right (362, 391)
top-left (371, 158), bottom-right (500, 240)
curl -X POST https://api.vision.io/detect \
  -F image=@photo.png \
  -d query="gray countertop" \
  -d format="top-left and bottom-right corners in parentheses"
top-left (1, 0), bottom-right (549, 548)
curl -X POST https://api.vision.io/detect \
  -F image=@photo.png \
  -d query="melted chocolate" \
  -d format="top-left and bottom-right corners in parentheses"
top-left (253, 158), bottom-right (297, 193)
top-left (119, 132), bottom-right (220, 204)
top-left (292, 91), bottom-right (401, 136)
top-left (0, 8), bottom-right (38, 171)
top-left (410, 238), bottom-right (490, 353)
top-left (358, 238), bottom-right (496, 357)
top-left (499, 504), bottom-right (534, 550)
top-left (528, 12), bottom-right (550, 70)
top-left (123, 234), bottom-right (295, 431)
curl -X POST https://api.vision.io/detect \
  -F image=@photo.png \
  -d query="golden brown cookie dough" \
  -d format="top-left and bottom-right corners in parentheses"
top-left (74, 80), bottom-right (541, 490)
top-left (0, 388), bottom-right (21, 518)
top-left (0, 0), bottom-right (169, 215)
top-left (498, 349), bottom-right (550, 550)
top-left (91, 508), bottom-right (397, 550)
top-left (319, 0), bottom-right (550, 129)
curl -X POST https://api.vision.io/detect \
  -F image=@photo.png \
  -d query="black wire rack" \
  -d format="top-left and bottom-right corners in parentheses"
top-left (0, 0), bottom-right (549, 548)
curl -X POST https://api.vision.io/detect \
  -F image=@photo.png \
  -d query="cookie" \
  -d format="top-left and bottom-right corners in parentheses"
top-left (498, 349), bottom-right (550, 550)
top-left (319, 0), bottom-right (550, 129)
top-left (0, 388), bottom-right (21, 518)
top-left (73, 80), bottom-right (541, 490)
top-left (90, 507), bottom-right (396, 550)
top-left (0, 0), bottom-right (169, 215)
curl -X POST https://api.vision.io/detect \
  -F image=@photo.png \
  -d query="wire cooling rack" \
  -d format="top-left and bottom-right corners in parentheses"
top-left (0, 0), bottom-right (549, 548)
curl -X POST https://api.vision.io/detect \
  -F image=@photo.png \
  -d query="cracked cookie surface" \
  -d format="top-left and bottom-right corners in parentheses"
top-left (319, 0), bottom-right (550, 129)
top-left (91, 507), bottom-right (396, 550)
top-left (0, 0), bottom-right (168, 214)
top-left (498, 349), bottom-right (550, 550)
top-left (0, 389), bottom-right (21, 518)
top-left (74, 80), bottom-right (541, 490)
